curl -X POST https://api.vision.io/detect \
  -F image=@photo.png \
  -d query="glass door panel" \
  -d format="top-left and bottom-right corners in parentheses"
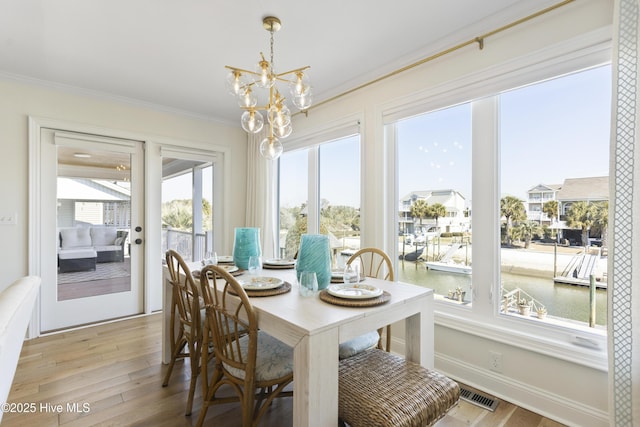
top-left (40, 129), bottom-right (144, 332)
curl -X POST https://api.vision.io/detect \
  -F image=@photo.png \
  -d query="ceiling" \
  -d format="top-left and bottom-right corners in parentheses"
top-left (1, 1), bottom-right (561, 126)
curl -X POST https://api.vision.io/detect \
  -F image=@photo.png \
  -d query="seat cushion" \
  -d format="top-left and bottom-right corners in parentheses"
top-left (60, 228), bottom-right (92, 249)
top-left (90, 227), bottom-right (117, 246)
top-left (93, 245), bottom-right (121, 253)
top-left (58, 248), bottom-right (97, 260)
top-left (339, 330), bottom-right (379, 359)
top-left (339, 348), bottom-right (460, 427)
top-left (223, 331), bottom-right (293, 382)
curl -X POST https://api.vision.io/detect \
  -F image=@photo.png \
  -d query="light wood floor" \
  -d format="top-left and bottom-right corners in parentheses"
top-left (4, 313), bottom-right (566, 427)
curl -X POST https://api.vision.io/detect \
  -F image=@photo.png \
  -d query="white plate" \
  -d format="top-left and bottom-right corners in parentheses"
top-left (220, 265), bottom-right (239, 274)
top-left (218, 255), bottom-right (234, 264)
top-left (264, 258), bottom-right (296, 266)
top-left (241, 276), bottom-right (284, 290)
top-left (327, 283), bottom-right (383, 299)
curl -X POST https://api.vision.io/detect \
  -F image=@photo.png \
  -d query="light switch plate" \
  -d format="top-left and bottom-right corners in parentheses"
top-left (0, 213), bottom-right (17, 225)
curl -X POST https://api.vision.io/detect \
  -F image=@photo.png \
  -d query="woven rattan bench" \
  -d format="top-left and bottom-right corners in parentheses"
top-left (339, 348), bottom-right (460, 427)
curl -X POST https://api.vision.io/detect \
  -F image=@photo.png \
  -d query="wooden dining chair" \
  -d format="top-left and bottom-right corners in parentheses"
top-left (338, 247), bottom-right (395, 358)
top-left (162, 249), bottom-right (203, 416)
top-left (338, 348), bottom-right (460, 427)
top-left (196, 264), bottom-right (294, 427)
top-left (348, 247), bottom-right (395, 282)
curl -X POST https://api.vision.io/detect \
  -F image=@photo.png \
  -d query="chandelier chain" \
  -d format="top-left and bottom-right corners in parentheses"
top-left (270, 27), bottom-right (275, 77)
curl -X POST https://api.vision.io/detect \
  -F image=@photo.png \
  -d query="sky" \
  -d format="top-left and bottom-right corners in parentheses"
top-left (279, 136), bottom-right (361, 208)
top-left (162, 166), bottom-right (213, 203)
top-left (280, 64), bottom-right (611, 208)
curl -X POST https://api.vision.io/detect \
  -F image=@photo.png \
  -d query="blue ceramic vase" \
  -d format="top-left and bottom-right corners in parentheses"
top-left (295, 234), bottom-right (331, 290)
top-left (232, 227), bottom-right (261, 270)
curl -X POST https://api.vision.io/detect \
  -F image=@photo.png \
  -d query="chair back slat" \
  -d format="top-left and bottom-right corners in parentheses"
top-left (166, 250), bottom-right (201, 335)
top-left (200, 265), bottom-right (257, 376)
top-left (196, 264), bottom-right (294, 427)
top-left (163, 250), bottom-right (204, 416)
top-left (348, 247), bottom-right (394, 281)
top-left (347, 247), bottom-right (395, 352)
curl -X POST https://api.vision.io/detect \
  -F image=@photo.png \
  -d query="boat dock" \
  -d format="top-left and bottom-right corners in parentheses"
top-left (554, 253), bottom-right (605, 288)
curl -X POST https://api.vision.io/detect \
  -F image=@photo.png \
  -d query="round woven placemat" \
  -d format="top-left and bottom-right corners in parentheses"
top-left (319, 289), bottom-right (391, 307)
top-left (262, 264), bottom-right (295, 270)
top-left (192, 268), bottom-right (245, 279)
top-left (229, 281), bottom-right (292, 297)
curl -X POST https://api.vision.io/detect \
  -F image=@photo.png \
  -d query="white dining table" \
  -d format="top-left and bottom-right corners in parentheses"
top-left (162, 263), bottom-right (434, 427)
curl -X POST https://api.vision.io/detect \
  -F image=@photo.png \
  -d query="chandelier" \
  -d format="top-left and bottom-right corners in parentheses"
top-left (225, 16), bottom-right (312, 160)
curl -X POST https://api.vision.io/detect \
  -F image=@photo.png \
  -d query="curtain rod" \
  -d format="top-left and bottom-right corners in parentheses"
top-left (302, 0), bottom-right (575, 115)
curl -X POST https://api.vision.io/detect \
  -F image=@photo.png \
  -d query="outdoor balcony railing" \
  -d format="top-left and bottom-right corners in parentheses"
top-left (162, 227), bottom-right (211, 262)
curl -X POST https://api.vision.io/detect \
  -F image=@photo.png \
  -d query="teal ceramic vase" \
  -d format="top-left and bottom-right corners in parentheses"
top-left (232, 227), bottom-right (261, 270)
top-left (295, 234), bottom-right (331, 290)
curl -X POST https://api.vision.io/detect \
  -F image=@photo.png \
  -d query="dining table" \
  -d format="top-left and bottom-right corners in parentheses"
top-left (162, 260), bottom-right (434, 427)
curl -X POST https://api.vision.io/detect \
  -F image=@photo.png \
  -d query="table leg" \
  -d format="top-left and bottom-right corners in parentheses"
top-left (162, 272), bottom-right (173, 364)
top-left (405, 295), bottom-right (434, 369)
top-left (293, 328), bottom-right (339, 427)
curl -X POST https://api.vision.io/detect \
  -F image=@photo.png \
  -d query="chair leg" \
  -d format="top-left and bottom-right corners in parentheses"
top-left (195, 365), bottom-right (223, 427)
top-left (195, 399), bottom-right (209, 427)
top-left (242, 391), bottom-right (254, 427)
top-left (185, 340), bottom-right (200, 416)
top-left (385, 325), bottom-right (392, 352)
top-left (162, 344), bottom-right (181, 386)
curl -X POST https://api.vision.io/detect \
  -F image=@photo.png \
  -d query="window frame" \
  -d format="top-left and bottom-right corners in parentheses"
top-left (278, 116), bottom-right (362, 248)
top-left (383, 34), bottom-right (611, 371)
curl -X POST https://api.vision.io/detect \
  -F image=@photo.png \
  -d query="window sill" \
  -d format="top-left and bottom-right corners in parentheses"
top-left (434, 302), bottom-right (608, 372)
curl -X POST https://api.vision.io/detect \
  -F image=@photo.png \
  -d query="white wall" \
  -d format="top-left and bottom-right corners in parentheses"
top-left (289, 1), bottom-right (612, 425)
top-left (0, 78), bottom-right (247, 291)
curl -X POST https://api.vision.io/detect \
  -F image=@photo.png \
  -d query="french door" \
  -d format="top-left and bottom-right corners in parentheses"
top-left (39, 128), bottom-right (144, 332)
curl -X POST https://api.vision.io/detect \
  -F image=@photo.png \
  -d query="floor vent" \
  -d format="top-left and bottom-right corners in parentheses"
top-left (459, 386), bottom-right (499, 412)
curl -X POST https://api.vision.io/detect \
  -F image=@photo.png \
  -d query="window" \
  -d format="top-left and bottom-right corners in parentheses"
top-left (389, 63), bottom-right (610, 341)
top-left (278, 134), bottom-right (361, 264)
top-left (396, 104), bottom-right (472, 303)
top-left (278, 148), bottom-right (309, 258)
top-left (319, 135), bottom-right (361, 266)
top-left (161, 161), bottom-right (213, 262)
top-left (500, 65), bottom-right (611, 327)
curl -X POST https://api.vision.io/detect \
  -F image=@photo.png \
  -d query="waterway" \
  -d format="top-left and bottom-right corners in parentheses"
top-left (397, 264), bottom-right (607, 327)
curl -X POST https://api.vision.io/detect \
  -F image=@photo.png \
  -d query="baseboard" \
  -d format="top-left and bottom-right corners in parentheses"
top-left (435, 352), bottom-right (609, 427)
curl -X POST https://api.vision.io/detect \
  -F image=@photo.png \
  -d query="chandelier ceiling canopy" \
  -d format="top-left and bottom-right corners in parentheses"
top-left (225, 16), bottom-right (312, 160)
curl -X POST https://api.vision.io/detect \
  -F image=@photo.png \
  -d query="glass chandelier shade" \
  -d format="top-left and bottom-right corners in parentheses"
top-left (238, 87), bottom-right (257, 108)
top-left (290, 71), bottom-right (313, 110)
top-left (274, 122), bottom-right (292, 138)
top-left (225, 70), bottom-right (252, 97)
top-left (254, 56), bottom-right (275, 89)
top-left (268, 103), bottom-right (291, 127)
top-left (225, 16), bottom-right (312, 160)
top-left (259, 135), bottom-right (283, 160)
top-left (241, 110), bottom-right (264, 133)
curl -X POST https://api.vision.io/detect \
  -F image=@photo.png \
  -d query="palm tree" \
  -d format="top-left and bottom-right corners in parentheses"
top-left (428, 203), bottom-right (447, 233)
top-left (543, 200), bottom-right (559, 223)
top-left (592, 201), bottom-right (608, 248)
top-left (512, 221), bottom-right (541, 249)
top-left (162, 199), bottom-right (213, 231)
top-left (543, 200), bottom-right (559, 241)
top-left (564, 201), bottom-right (597, 247)
top-left (410, 199), bottom-right (429, 227)
top-left (500, 196), bottom-right (526, 246)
